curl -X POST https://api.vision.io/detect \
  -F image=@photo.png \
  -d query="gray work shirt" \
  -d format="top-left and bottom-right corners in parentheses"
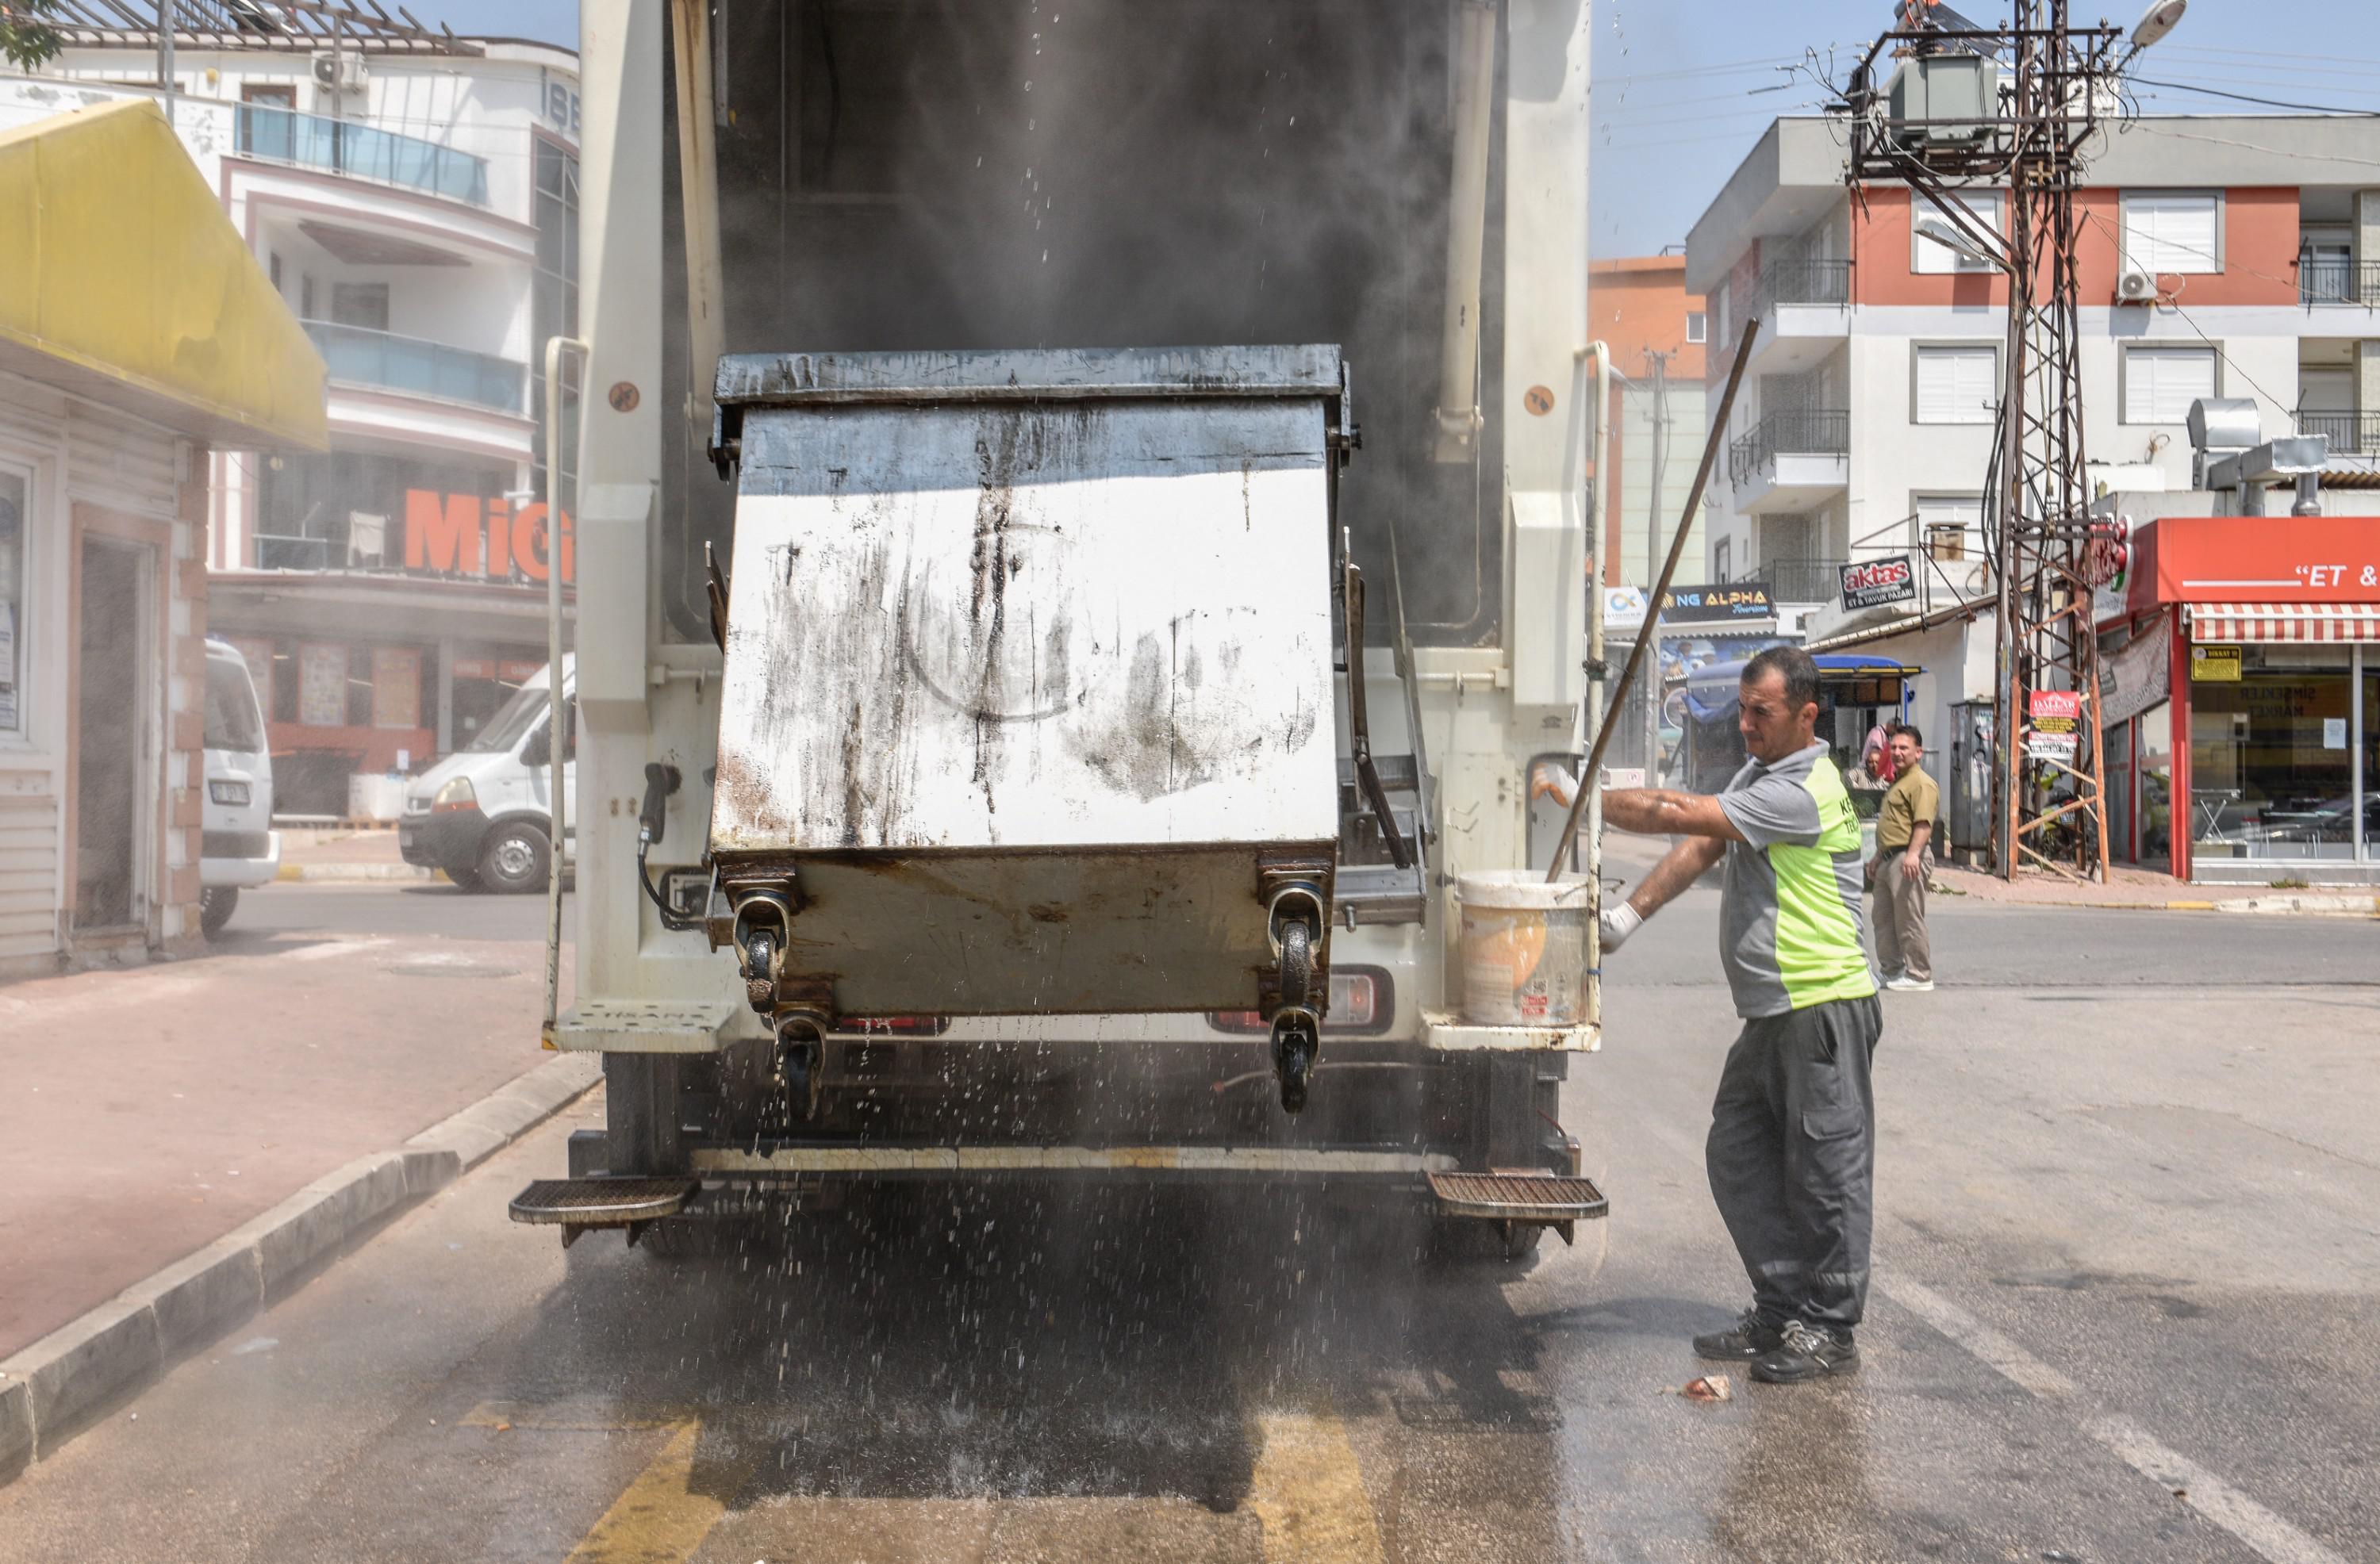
top-left (1714, 741), bottom-right (1879, 1019)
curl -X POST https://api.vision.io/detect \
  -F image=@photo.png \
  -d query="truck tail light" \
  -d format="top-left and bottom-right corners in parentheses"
top-left (1209, 968), bottom-right (1389, 1035)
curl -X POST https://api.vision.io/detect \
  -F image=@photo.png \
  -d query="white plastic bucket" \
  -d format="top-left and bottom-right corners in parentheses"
top-left (1457, 870), bottom-right (1594, 1026)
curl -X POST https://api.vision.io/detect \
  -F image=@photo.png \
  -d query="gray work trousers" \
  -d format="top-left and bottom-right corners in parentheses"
top-left (1706, 994), bottom-right (1883, 1332)
top-left (1873, 849), bottom-right (1931, 982)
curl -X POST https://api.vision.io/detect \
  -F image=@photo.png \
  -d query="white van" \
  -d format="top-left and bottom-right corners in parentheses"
top-left (199, 638), bottom-right (280, 937)
top-left (399, 657), bottom-right (574, 894)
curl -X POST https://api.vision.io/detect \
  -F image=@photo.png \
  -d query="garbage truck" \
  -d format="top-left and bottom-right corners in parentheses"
top-left (510, 0), bottom-right (1612, 1257)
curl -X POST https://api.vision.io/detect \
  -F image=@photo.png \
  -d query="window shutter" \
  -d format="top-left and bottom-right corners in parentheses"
top-left (1915, 346), bottom-right (1996, 424)
top-left (2124, 194), bottom-right (2219, 274)
top-left (2125, 346), bottom-right (2217, 424)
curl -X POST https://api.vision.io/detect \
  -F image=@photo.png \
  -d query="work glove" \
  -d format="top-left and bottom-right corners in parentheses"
top-left (1599, 902), bottom-right (1643, 952)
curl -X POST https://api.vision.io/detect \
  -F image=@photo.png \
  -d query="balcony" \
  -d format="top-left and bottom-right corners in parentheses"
top-left (1727, 408), bottom-right (1851, 512)
top-left (2294, 408), bottom-right (2378, 454)
top-left (236, 103), bottom-right (489, 208)
top-left (305, 320), bottom-right (528, 415)
top-left (2299, 259), bottom-right (2380, 307)
top-left (1751, 258), bottom-right (1853, 315)
top-left (1756, 555), bottom-right (1850, 604)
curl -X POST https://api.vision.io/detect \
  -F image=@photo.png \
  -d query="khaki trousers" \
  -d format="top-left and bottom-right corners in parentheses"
top-left (1872, 849), bottom-right (1931, 982)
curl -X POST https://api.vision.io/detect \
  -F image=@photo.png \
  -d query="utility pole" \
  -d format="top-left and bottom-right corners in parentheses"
top-left (157, 2), bottom-right (175, 128)
top-left (1844, 0), bottom-right (2126, 882)
top-left (1642, 347), bottom-right (1672, 778)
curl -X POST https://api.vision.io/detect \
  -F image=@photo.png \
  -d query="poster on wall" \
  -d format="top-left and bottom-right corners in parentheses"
top-left (298, 642), bottom-right (348, 727)
top-left (2025, 689), bottom-right (2082, 763)
top-left (2190, 645), bottom-right (2243, 683)
top-left (372, 646), bottom-right (421, 730)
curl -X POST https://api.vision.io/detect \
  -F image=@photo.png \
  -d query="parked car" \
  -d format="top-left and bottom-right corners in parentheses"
top-left (399, 658), bottom-right (574, 894)
top-left (198, 638), bottom-right (278, 937)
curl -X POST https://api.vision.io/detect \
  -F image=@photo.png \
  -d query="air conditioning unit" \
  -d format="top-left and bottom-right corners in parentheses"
top-left (2116, 266), bottom-right (2159, 304)
top-left (312, 51), bottom-right (367, 94)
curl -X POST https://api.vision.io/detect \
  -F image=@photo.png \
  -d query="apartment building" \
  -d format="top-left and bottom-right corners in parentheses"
top-left (2, 7), bottom-right (579, 816)
top-left (1684, 113), bottom-right (2380, 851)
top-left (1588, 256), bottom-right (1710, 588)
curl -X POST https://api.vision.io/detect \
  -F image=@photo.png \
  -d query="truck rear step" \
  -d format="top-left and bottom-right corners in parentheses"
top-left (509, 1177), bottom-right (701, 1247)
top-left (1428, 1170), bottom-right (1609, 1225)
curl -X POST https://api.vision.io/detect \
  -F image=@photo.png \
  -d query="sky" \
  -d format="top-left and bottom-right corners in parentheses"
top-left (428, 2), bottom-right (2380, 259)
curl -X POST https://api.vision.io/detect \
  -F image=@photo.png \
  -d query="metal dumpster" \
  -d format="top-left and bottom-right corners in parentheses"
top-left (704, 345), bottom-right (1353, 1037)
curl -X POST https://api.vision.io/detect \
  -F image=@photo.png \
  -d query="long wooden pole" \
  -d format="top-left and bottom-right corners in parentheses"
top-left (1545, 319), bottom-right (1762, 883)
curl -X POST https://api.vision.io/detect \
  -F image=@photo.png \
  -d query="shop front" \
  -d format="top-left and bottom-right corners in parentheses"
top-left (2097, 512), bottom-right (2380, 883)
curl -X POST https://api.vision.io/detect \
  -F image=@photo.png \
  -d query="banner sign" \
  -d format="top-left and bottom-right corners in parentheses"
top-left (2098, 614), bottom-right (2171, 729)
top-left (1838, 555), bottom-right (1917, 611)
top-left (1660, 583), bottom-right (1773, 623)
top-left (2025, 689), bottom-right (2082, 762)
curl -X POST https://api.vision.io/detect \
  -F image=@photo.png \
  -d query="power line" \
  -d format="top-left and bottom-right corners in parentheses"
top-left (2124, 76), bottom-right (2380, 117)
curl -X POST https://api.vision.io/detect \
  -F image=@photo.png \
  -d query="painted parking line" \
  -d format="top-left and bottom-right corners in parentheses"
top-left (1626, 1107), bottom-right (2347, 1564)
top-left (1246, 1409), bottom-right (1388, 1564)
top-left (489, 1396), bottom-right (1384, 1564)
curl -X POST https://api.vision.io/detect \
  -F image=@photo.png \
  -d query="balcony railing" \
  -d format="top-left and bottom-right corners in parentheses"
top-left (2298, 259), bottom-right (2380, 307)
top-left (1728, 408), bottom-right (1851, 485)
top-left (2294, 408), bottom-right (2379, 454)
top-left (304, 320), bottom-right (528, 415)
top-left (236, 103), bottom-right (489, 208)
top-left (1755, 556), bottom-right (1849, 604)
top-left (1751, 258), bottom-right (1852, 317)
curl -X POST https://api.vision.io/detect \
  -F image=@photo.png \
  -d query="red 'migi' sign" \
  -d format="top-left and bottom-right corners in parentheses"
top-left (404, 491), bottom-right (575, 583)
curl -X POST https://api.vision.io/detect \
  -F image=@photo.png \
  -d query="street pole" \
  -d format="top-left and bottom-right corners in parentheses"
top-left (540, 335), bottom-right (589, 1051)
top-left (157, 2), bottom-right (175, 130)
top-left (1643, 348), bottom-right (1672, 779)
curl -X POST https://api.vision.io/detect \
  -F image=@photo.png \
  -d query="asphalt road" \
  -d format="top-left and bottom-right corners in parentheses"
top-left (3, 891), bottom-right (2374, 1562)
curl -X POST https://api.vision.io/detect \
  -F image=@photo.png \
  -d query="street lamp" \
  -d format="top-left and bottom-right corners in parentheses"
top-left (2119, 0), bottom-right (2186, 69)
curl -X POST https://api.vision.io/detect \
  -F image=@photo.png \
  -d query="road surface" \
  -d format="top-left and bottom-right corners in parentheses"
top-left (3, 890), bottom-right (2374, 1562)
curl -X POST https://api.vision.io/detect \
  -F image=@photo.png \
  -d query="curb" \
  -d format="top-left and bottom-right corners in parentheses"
top-left (0, 1052), bottom-right (601, 1485)
top-left (1953, 894), bottom-right (2380, 916)
top-left (274, 863), bottom-right (441, 884)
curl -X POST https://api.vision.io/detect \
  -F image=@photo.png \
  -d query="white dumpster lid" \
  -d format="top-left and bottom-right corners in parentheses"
top-left (712, 344), bottom-right (1348, 408)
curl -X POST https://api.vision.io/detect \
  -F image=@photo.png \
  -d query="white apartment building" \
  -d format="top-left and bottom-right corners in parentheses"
top-left (2, 6), bottom-right (579, 816)
top-left (1684, 113), bottom-right (2380, 847)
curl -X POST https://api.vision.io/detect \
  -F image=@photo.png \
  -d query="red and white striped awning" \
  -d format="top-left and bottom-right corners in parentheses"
top-left (2186, 602), bottom-right (2380, 643)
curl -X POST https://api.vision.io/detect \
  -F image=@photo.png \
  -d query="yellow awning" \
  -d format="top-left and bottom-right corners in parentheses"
top-left (0, 98), bottom-right (326, 451)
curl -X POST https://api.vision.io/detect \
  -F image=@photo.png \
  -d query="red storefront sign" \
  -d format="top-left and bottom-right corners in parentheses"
top-left (402, 491), bottom-right (575, 584)
top-left (2151, 515), bottom-right (2380, 604)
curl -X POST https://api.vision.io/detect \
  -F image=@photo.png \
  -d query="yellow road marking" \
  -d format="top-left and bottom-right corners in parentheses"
top-left (1246, 1409), bottom-right (1387, 1564)
top-left (563, 1420), bottom-right (729, 1564)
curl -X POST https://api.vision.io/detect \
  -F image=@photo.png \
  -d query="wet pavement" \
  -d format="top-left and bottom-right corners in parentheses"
top-left (2, 895), bottom-right (2374, 1562)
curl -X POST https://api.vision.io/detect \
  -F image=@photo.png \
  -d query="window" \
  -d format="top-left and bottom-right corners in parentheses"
top-left (1912, 189), bottom-right (2000, 274)
top-left (1916, 494), bottom-right (1985, 565)
top-left (0, 466), bottom-right (25, 735)
top-left (2122, 344), bottom-right (2219, 424)
top-left (1714, 538), bottom-right (1731, 583)
top-left (330, 282), bottom-right (390, 332)
top-left (2121, 192), bottom-right (2221, 276)
top-left (531, 136), bottom-right (581, 507)
top-left (1686, 311), bottom-right (1707, 345)
top-left (300, 274), bottom-right (316, 320)
top-left (1914, 344), bottom-right (1998, 424)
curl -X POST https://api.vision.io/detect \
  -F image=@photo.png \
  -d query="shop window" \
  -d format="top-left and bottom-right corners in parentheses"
top-left (2137, 700), bottom-right (2172, 868)
top-left (2189, 645), bottom-right (2354, 862)
top-left (0, 467), bottom-right (25, 736)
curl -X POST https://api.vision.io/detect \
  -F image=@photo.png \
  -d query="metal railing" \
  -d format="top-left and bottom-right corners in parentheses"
top-left (236, 103), bottom-right (489, 207)
top-left (2298, 259), bottom-right (2380, 306)
top-left (304, 320), bottom-right (528, 414)
top-left (1755, 556), bottom-right (1850, 603)
top-left (2293, 408), bottom-right (2379, 454)
top-left (1752, 258), bottom-right (1852, 316)
top-left (1727, 408), bottom-right (1851, 485)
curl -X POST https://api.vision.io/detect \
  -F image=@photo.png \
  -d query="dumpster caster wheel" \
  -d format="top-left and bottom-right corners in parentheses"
top-left (776, 1015), bottom-right (825, 1119)
top-left (1279, 919), bottom-right (1314, 1011)
top-left (1271, 1008), bottom-right (1319, 1115)
top-left (743, 930), bottom-right (777, 1013)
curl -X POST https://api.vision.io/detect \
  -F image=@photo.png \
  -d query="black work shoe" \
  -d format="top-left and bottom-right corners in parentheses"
top-left (1693, 1307), bottom-right (1785, 1362)
top-left (1749, 1319), bottom-right (1860, 1383)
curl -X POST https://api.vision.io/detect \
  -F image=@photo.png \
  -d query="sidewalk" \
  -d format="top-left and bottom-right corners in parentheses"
top-left (0, 927), bottom-right (571, 1363)
top-left (274, 826), bottom-right (437, 884)
top-left (1599, 831), bottom-right (2377, 916)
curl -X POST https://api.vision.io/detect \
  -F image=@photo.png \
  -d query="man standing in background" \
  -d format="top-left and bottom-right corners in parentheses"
top-left (1873, 724), bottom-right (1938, 993)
